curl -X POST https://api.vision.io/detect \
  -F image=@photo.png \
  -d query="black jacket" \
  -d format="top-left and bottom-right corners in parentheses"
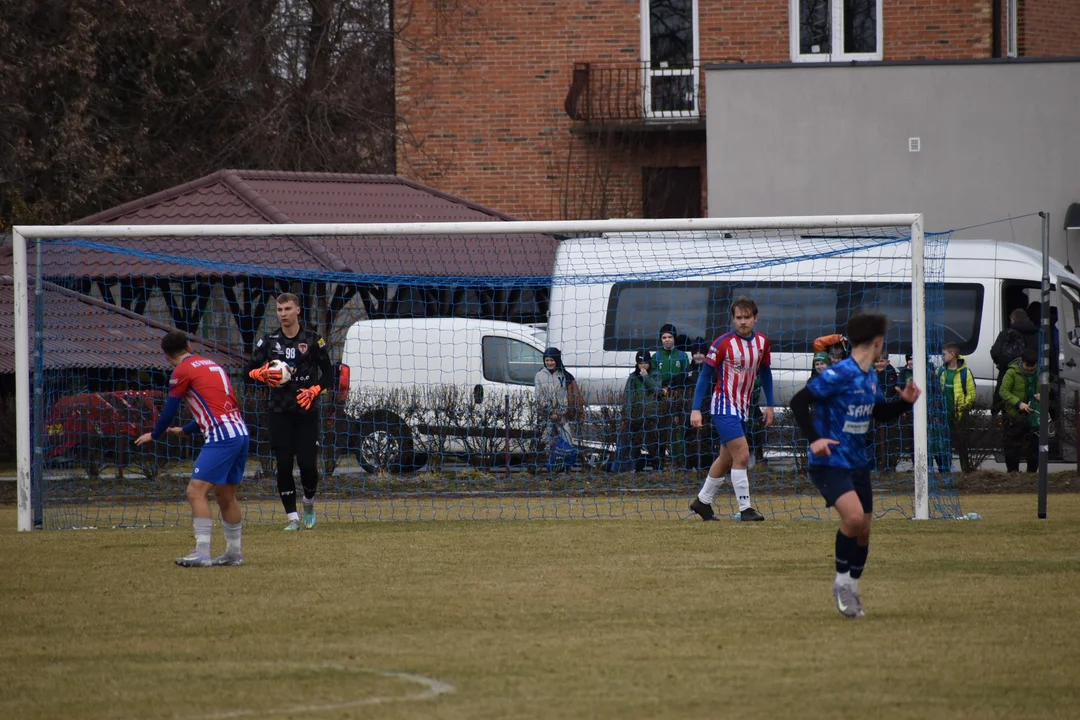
top-left (990, 317), bottom-right (1038, 370)
top-left (246, 325), bottom-right (333, 414)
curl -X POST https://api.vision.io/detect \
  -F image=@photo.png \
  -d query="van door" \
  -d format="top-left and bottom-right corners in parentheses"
top-left (1056, 282), bottom-right (1080, 391)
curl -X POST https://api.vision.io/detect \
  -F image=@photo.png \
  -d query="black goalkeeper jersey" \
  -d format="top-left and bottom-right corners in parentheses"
top-left (246, 325), bottom-right (333, 414)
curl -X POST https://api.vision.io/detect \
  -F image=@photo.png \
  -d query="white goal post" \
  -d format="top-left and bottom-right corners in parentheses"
top-left (12, 214), bottom-right (929, 530)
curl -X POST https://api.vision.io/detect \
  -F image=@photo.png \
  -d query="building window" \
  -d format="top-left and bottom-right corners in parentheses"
top-left (641, 0), bottom-right (700, 118)
top-left (790, 0), bottom-right (882, 62)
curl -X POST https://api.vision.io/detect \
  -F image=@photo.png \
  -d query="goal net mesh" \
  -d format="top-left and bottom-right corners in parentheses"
top-left (19, 221), bottom-right (962, 528)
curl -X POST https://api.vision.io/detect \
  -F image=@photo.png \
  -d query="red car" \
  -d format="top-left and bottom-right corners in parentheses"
top-left (45, 390), bottom-right (169, 478)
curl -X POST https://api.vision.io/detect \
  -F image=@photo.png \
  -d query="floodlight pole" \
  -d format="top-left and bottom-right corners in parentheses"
top-left (1039, 212), bottom-right (1050, 519)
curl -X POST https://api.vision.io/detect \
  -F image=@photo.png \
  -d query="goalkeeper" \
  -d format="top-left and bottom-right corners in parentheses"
top-left (246, 293), bottom-right (333, 531)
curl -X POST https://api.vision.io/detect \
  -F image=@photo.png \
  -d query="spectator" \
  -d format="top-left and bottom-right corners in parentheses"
top-left (534, 347), bottom-right (584, 459)
top-left (873, 354), bottom-right (901, 472)
top-left (809, 351), bottom-right (830, 382)
top-left (653, 324), bottom-right (689, 388)
top-left (999, 350), bottom-right (1040, 473)
top-left (620, 350), bottom-right (662, 471)
top-left (653, 323), bottom-right (689, 466)
top-left (682, 338), bottom-right (716, 469)
top-left (990, 308), bottom-right (1038, 416)
top-left (899, 353), bottom-right (914, 387)
top-left (814, 333), bottom-right (850, 364)
top-left (898, 353), bottom-right (914, 467)
top-left (934, 342), bottom-right (977, 472)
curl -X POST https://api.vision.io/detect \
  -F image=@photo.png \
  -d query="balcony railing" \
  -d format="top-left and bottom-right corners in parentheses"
top-left (564, 60), bottom-right (741, 125)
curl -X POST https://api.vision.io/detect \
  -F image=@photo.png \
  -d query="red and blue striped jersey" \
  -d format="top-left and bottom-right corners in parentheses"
top-left (704, 331), bottom-right (771, 419)
top-left (168, 356), bottom-right (248, 443)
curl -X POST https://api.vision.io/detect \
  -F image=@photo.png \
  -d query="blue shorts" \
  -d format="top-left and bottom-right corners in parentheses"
top-left (711, 413), bottom-right (748, 444)
top-left (192, 435), bottom-right (250, 486)
top-left (809, 465), bottom-right (873, 514)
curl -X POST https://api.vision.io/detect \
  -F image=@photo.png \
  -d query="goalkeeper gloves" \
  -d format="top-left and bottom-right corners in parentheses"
top-left (296, 385), bottom-right (322, 411)
top-left (249, 363), bottom-right (286, 387)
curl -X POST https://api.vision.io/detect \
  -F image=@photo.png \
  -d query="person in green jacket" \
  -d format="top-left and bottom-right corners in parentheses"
top-left (653, 324), bottom-right (689, 467)
top-left (620, 349), bottom-right (662, 470)
top-left (999, 350), bottom-right (1040, 473)
top-left (934, 342), bottom-right (977, 472)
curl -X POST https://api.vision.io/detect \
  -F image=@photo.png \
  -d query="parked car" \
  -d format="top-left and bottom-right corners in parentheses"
top-left (44, 390), bottom-right (177, 479)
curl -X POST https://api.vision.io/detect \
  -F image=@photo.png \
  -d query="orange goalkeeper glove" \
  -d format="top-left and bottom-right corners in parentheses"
top-left (296, 385), bottom-right (322, 411)
top-left (248, 363), bottom-right (270, 384)
top-left (249, 363), bottom-right (286, 387)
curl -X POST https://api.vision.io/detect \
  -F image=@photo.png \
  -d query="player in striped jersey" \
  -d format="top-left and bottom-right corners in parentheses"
top-left (136, 331), bottom-right (250, 567)
top-left (688, 297), bottom-right (775, 522)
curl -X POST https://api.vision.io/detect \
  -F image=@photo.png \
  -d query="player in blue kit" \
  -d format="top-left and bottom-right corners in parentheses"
top-left (789, 313), bottom-right (921, 617)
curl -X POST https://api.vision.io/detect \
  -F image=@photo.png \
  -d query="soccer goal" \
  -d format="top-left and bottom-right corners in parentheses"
top-left (12, 214), bottom-right (958, 530)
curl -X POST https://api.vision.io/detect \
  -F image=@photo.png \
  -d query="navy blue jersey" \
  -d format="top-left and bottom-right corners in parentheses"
top-left (805, 357), bottom-right (886, 469)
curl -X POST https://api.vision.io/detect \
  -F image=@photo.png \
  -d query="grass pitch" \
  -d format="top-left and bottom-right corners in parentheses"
top-left (1, 494), bottom-right (1079, 720)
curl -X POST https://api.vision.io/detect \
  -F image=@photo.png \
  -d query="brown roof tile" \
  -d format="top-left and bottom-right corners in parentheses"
top-left (0, 277), bottom-right (245, 373)
top-left (57, 170), bottom-right (554, 279)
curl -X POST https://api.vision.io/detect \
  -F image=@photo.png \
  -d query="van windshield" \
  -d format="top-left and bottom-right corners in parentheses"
top-left (604, 281), bottom-right (983, 354)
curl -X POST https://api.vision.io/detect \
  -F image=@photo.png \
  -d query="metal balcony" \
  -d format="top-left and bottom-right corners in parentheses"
top-left (564, 60), bottom-right (741, 128)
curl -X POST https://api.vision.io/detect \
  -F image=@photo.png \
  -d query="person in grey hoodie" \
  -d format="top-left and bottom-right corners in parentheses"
top-left (534, 347), bottom-right (584, 448)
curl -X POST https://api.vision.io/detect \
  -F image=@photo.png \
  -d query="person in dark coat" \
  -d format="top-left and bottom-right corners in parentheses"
top-left (990, 308), bottom-right (1039, 416)
top-left (681, 338), bottom-right (717, 469)
top-left (619, 350), bottom-right (662, 470)
top-left (873, 354), bottom-right (901, 472)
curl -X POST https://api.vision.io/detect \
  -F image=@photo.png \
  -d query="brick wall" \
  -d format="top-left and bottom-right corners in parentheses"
top-left (1020, 0), bottom-right (1080, 57)
top-left (395, 0), bottom-right (1072, 221)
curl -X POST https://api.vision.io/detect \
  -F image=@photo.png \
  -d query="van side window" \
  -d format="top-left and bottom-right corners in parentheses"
top-left (482, 337), bottom-right (543, 385)
top-left (604, 280), bottom-right (983, 355)
top-left (603, 283), bottom-right (711, 351)
top-left (727, 283), bottom-right (839, 352)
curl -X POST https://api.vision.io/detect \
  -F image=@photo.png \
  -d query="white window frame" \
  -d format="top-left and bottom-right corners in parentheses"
top-left (640, 0), bottom-right (700, 119)
top-left (789, 0), bottom-right (883, 63)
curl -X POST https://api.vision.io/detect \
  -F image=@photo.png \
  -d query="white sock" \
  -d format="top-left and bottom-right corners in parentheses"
top-left (193, 518), bottom-right (213, 556)
top-left (835, 571), bottom-right (851, 587)
top-left (302, 495), bottom-right (315, 507)
top-left (731, 468), bottom-right (751, 511)
top-left (287, 511), bottom-right (300, 522)
top-left (697, 475), bottom-right (724, 504)
top-left (222, 520), bottom-right (242, 556)
top-left (850, 577), bottom-right (859, 592)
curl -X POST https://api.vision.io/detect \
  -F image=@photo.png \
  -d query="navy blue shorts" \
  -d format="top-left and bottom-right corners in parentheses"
top-left (809, 465), bottom-right (873, 514)
top-left (711, 413), bottom-right (747, 444)
top-left (192, 435), bottom-right (250, 486)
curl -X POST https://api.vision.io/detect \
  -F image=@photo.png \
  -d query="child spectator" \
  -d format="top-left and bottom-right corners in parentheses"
top-left (934, 342), bottom-right (976, 472)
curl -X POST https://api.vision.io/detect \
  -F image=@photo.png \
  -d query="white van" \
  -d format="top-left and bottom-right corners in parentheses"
top-left (547, 236), bottom-right (1080, 407)
top-left (340, 318), bottom-right (547, 471)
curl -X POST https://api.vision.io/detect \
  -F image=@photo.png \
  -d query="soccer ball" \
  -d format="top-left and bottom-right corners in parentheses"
top-left (269, 359), bottom-right (292, 385)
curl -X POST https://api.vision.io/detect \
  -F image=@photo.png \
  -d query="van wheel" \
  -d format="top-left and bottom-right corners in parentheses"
top-left (355, 412), bottom-right (419, 474)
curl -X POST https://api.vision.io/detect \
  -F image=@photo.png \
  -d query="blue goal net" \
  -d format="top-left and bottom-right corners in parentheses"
top-left (14, 220), bottom-right (963, 528)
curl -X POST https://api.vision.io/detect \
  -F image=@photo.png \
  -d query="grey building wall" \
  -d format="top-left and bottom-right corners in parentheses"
top-left (705, 60), bottom-right (1080, 259)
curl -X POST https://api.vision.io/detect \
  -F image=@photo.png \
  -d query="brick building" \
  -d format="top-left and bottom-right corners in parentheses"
top-left (395, 0), bottom-right (1080, 220)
